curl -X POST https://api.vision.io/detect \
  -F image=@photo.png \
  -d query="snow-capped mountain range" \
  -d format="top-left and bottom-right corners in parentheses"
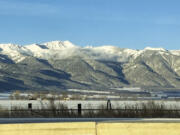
top-left (0, 41), bottom-right (180, 91)
top-left (0, 40), bottom-right (179, 63)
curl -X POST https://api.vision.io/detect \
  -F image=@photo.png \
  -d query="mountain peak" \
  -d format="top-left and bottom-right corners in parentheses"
top-left (144, 47), bottom-right (166, 51)
top-left (0, 43), bottom-right (21, 51)
top-left (43, 40), bottom-right (76, 50)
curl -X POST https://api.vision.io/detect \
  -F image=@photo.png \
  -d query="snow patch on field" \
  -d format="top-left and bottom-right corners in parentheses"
top-left (67, 89), bottom-right (113, 94)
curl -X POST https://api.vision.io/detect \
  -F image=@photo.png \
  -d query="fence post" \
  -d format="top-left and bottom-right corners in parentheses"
top-left (78, 103), bottom-right (82, 117)
top-left (28, 103), bottom-right (32, 116)
top-left (107, 99), bottom-right (112, 110)
top-left (28, 103), bottom-right (32, 110)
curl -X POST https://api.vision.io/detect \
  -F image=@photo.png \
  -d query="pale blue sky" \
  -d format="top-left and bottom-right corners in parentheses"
top-left (0, 0), bottom-right (180, 49)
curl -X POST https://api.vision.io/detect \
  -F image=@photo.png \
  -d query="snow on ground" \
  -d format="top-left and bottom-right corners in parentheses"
top-left (111, 87), bottom-right (142, 91)
top-left (67, 89), bottom-right (113, 94)
top-left (0, 93), bottom-right (10, 100)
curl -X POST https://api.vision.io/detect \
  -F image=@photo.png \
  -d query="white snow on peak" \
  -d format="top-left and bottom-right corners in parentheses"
top-left (170, 50), bottom-right (180, 56)
top-left (43, 40), bottom-right (77, 50)
top-left (123, 49), bottom-right (138, 55)
top-left (23, 41), bottom-right (79, 59)
top-left (25, 44), bottom-right (45, 51)
top-left (144, 47), bottom-right (166, 51)
top-left (0, 43), bottom-right (26, 63)
top-left (87, 45), bottom-right (121, 54)
top-left (0, 43), bottom-right (21, 51)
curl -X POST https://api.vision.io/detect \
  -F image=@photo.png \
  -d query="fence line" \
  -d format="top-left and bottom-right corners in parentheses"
top-left (1, 108), bottom-right (180, 118)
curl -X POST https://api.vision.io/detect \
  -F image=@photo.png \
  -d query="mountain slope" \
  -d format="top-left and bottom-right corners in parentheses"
top-left (0, 41), bottom-right (179, 91)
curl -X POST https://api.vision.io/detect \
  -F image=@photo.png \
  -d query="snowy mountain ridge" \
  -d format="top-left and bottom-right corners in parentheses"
top-left (0, 40), bottom-right (179, 63)
top-left (0, 41), bottom-right (180, 91)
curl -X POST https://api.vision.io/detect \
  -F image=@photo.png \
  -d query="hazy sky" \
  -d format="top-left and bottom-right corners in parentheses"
top-left (0, 0), bottom-right (180, 49)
